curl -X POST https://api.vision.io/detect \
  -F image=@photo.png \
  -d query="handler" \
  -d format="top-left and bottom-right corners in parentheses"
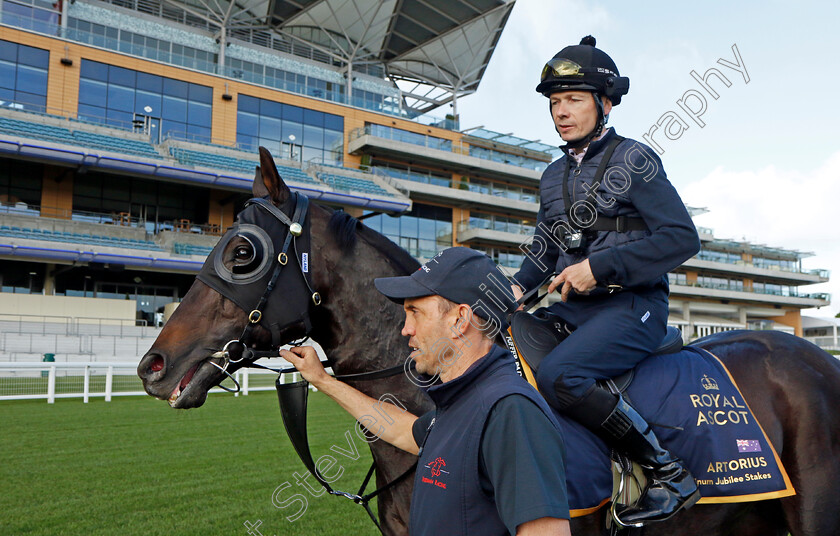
top-left (512, 36), bottom-right (702, 525)
top-left (283, 247), bottom-right (571, 536)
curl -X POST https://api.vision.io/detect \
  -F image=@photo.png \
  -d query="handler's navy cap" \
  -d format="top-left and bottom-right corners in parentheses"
top-left (374, 247), bottom-right (516, 331)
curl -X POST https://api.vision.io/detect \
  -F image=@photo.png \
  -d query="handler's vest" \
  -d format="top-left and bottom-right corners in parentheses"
top-left (408, 346), bottom-right (560, 536)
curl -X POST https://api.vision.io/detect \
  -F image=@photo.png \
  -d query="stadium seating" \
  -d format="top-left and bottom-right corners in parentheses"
top-left (0, 225), bottom-right (163, 251)
top-left (169, 147), bottom-right (318, 184)
top-left (172, 242), bottom-right (213, 256)
top-left (70, 129), bottom-right (160, 158)
top-left (0, 116), bottom-right (161, 159)
top-left (0, 117), bottom-right (76, 144)
top-left (318, 172), bottom-right (394, 197)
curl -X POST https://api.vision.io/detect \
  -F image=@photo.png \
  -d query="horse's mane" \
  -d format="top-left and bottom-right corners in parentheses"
top-left (327, 210), bottom-right (420, 275)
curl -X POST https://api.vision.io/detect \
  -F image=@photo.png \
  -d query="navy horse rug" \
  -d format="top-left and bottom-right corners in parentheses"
top-left (508, 341), bottom-right (796, 516)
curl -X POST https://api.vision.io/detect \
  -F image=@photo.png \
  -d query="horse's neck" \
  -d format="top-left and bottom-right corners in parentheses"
top-left (311, 227), bottom-right (416, 377)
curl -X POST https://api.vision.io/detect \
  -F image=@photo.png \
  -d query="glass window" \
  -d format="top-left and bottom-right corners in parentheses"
top-left (0, 61), bottom-right (15, 89)
top-left (238, 95), bottom-right (259, 114)
top-left (259, 115), bottom-right (282, 137)
top-left (324, 113), bottom-right (343, 131)
top-left (283, 104), bottom-right (303, 123)
top-left (0, 41), bottom-right (16, 62)
top-left (108, 66), bottom-right (135, 87)
top-left (161, 95), bottom-right (187, 122)
top-left (303, 108), bottom-right (324, 127)
top-left (15, 92), bottom-right (46, 109)
top-left (79, 60), bottom-right (211, 140)
top-left (0, 40), bottom-right (49, 112)
top-left (77, 103), bottom-right (106, 123)
top-left (15, 64), bottom-right (47, 89)
top-left (188, 83), bottom-right (212, 102)
top-left (303, 123), bottom-right (324, 149)
top-left (163, 78), bottom-right (189, 99)
top-left (261, 99), bottom-right (283, 118)
top-left (79, 79), bottom-right (107, 106)
top-left (17, 44), bottom-right (49, 67)
top-left (187, 101), bottom-right (211, 128)
top-left (134, 90), bottom-right (162, 115)
top-left (237, 95), bottom-right (342, 164)
top-left (236, 112), bottom-right (259, 135)
top-left (107, 84), bottom-right (134, 112)
top-left (136, 72), bottom-right (162, 93)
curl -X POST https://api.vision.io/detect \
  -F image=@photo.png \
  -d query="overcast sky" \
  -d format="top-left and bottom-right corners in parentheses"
top-left (456, 0), bottom-right (840, 318)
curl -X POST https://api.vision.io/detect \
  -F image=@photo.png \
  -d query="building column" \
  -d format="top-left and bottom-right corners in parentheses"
top-left (43, 264), bottom-right (56, 295)
top-left (208, 190), bottom-right (235, 232)
top-left (682, 302), bottom-right (692, 342)
top-left (41, 166), bottom-right (73, 219)
top-left (738, 306), bottom-right (747, 327)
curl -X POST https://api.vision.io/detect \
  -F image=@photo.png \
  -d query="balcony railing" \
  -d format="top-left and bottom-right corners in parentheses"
top-left (693, 251), bottom-right (828, 278)
top-left (458, 218), bottom-right (536, 237)
top-left (672, 280), bottom-right (830, 301)
top-left (351, 126), bottom-right (550, 172)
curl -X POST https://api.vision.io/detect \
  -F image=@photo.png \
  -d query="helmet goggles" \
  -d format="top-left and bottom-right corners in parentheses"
top-left (541, 58), bottom-right (584, 81)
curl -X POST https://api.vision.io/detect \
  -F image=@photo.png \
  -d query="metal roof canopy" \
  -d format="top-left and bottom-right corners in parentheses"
top-left (159, 0), bottom-right (515, 115)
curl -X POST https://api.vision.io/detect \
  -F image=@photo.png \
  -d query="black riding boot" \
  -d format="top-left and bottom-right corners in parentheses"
top-left (560, 384), bottom-right (700, 525)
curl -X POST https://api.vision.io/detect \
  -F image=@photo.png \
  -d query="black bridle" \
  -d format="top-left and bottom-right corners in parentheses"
top-left (196, 191), bottom-right (415, 534)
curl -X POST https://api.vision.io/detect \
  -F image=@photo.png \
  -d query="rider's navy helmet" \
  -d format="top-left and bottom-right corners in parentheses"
top-left (537, 35), bottom-right (630, 105)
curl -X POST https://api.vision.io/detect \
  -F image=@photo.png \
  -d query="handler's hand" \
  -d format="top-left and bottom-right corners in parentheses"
top-left (548, 259), bottom-right (597, 302)
top-left (279, 346), bottom-right (331, 387)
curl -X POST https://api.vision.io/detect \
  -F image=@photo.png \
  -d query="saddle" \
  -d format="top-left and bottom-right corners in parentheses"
top-left (509, 307), bottom-right (684, 392)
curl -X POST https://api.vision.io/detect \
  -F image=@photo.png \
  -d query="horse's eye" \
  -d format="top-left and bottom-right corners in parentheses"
top-left (231, 240), bottom-right (258, 274)
top-left (234, 245), bottom-right (252, 261)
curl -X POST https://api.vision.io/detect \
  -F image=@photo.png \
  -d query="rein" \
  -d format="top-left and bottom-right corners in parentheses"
top-left (200, 192), bottom-right (416, 533)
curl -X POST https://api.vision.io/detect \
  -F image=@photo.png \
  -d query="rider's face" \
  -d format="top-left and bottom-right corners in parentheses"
top-left (401, 295), bottom-right (459, 377)
top-left (550, 91), bottom-right (612, 143)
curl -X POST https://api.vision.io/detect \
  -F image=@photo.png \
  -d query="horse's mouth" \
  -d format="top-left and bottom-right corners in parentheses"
top-left (168, 359), bottom-right (226, 409)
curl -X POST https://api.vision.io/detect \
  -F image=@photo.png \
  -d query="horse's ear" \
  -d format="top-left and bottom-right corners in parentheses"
top-left (254, 146), bottom-right (290, 204)
top-left (252, 164), bottom-right (268, 198)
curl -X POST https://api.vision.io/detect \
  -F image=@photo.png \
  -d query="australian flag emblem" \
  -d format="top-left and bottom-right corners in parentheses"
top-left (736, 439), bottom-right (762, 453)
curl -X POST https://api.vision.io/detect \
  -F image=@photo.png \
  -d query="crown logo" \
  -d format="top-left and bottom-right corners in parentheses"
top-left (701, 374), bottom-right (719, 391)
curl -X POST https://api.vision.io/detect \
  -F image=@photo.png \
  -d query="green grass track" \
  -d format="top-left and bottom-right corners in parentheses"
top-left (1, 391), bottom-right (381, 535)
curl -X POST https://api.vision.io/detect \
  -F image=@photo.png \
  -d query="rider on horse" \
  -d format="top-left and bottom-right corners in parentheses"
top-left (511, 36), bottom-right (702, 525)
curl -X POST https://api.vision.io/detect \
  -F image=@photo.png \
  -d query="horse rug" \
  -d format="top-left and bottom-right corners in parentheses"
top-left (537, 346), bottom-right (796, 516)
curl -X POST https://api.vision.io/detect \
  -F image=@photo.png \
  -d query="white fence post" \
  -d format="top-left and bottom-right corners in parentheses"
top-left (83, 365), bottom-right (90, 403)
top-left (105, 366), bottom-right (113, 402)
top-left (0, 362), bottom-right (279, 402)
top-left (47, 366), bottom-right (56, 404)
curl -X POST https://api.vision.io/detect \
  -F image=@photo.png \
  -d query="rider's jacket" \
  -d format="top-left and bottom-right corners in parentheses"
top-left (409, 345), bottom-right (569, 535)
top-left (515, 128), bottom-right (700, 295)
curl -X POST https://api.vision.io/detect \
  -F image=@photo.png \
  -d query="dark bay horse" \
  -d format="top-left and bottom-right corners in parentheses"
top-left (138, 148), bottom-right (840, 536)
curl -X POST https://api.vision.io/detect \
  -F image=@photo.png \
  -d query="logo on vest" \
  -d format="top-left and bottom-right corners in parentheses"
top-left (421, 456), bottom-right (449, 489)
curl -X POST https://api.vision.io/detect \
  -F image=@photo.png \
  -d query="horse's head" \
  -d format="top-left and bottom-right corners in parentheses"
top-left (138, 147), bottom-right (324, 408)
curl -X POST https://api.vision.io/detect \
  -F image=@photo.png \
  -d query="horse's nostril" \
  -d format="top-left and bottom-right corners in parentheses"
top-left (150, 356), bottom-right (164, 373)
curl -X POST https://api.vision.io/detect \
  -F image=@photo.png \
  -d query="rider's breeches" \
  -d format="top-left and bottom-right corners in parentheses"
top-left (536, 290), bottom-right (668, 411)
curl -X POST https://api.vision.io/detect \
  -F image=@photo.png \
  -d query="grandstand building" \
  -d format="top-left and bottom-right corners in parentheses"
top-left (0, 0), bottom-right (830, 356)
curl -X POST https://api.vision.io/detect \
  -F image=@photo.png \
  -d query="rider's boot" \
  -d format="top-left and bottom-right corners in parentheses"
top-left (559, 384), bottom-right (700, 525)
